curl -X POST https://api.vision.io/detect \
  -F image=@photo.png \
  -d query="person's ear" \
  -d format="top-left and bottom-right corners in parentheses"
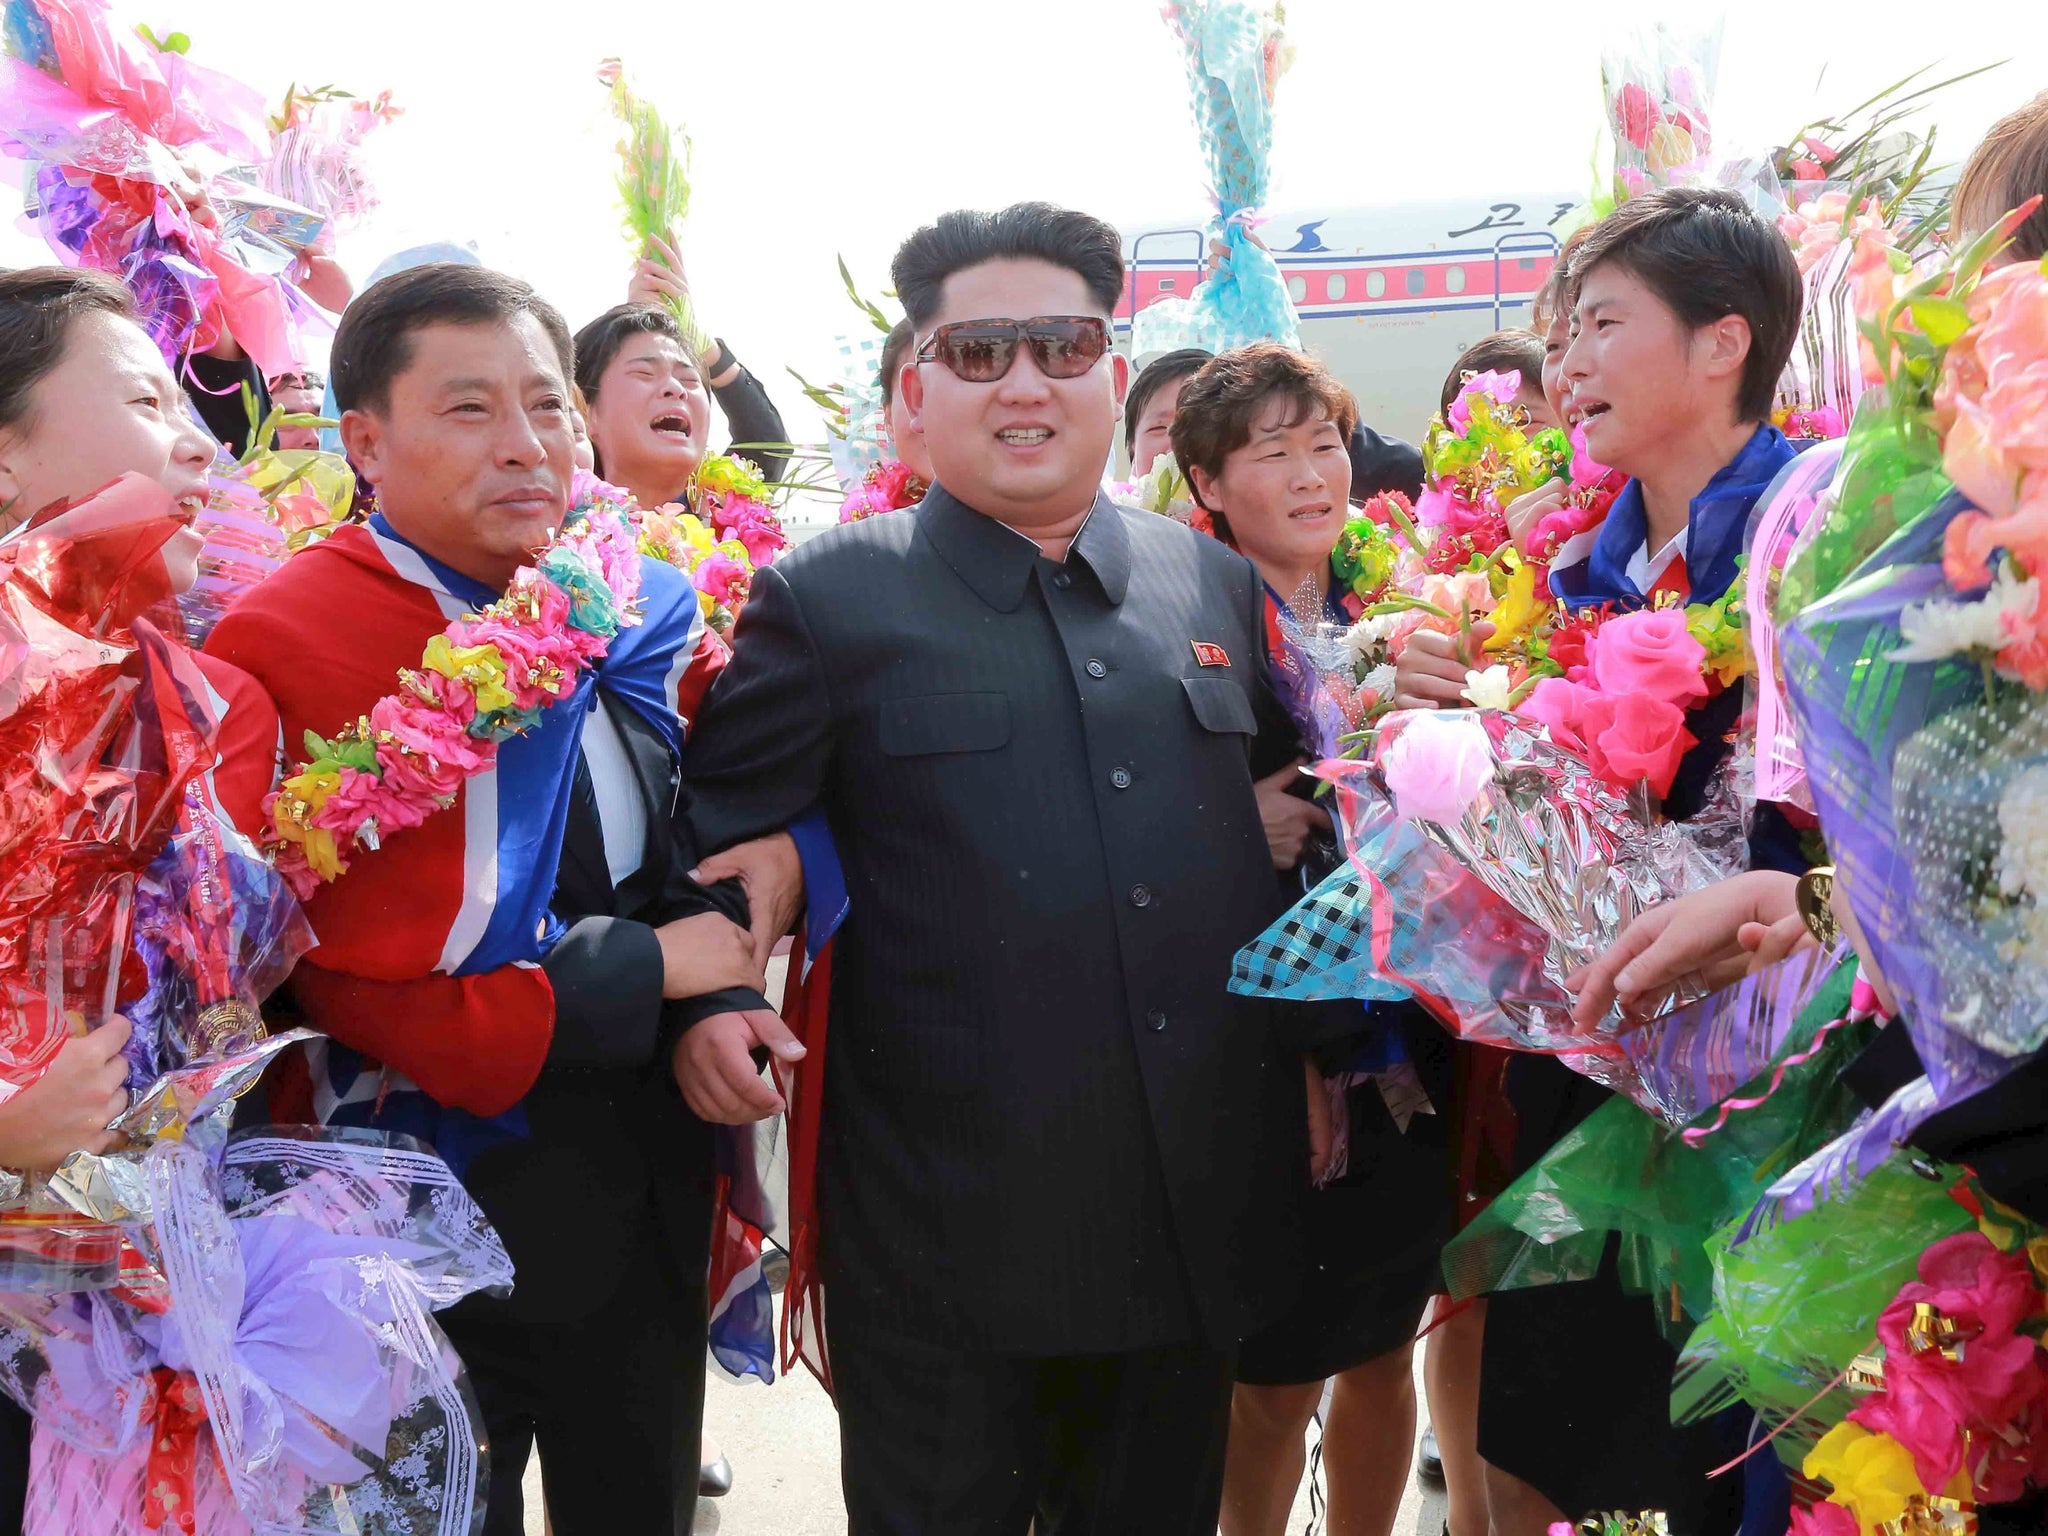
top-left (0, 430), bottom-right (25, 519)
top-left (900, 359), bottom-right (926, 434)
top-left (1700, 314), bottom-right (1752, 386)
top-left (338, 409), bottom-right (384, 490)
top-left (1187, 461), bottom-right (1221, 513)
top-left (1110, 352), bottom-right (1131, 422)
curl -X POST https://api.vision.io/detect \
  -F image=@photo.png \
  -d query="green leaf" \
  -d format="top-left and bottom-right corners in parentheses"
top-left (1908, 296), bottom-right (1971, 346)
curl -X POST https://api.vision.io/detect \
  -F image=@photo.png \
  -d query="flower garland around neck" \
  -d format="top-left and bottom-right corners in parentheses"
top-left (264, 484), bottom-right (645, 894)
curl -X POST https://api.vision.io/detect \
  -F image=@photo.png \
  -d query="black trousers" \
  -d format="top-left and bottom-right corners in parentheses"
top-left (441, 1213), bottom-right (710, 1536)
top-left (829, 1312), bottom-right (1235, 1536)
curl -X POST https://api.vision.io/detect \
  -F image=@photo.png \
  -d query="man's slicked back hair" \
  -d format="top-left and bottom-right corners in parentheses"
top-left (891, 202), bottom-right (1127, 329)
top-left (329, 263), bottom-right (573, 415)
top-left (1566, 186), bottom-right (1801, 424)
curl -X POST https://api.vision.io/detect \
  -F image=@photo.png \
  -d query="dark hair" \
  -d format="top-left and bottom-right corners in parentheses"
top-left (329, 263), bottom-right (573, 415)
top-left (1438, 329), bottom-right (1545, 414)
top-left (1567, 186), bottom-right (1801, 423)
top-left (878, 317), bottom-right (915, 407)
top-left (891, 201), bottom-right (1126, 329)
top-left (1955, 89), bottom-right (2048, 263)
top-left (0, 266), bottom-right (135, 432)
top-left (573, 302), bottom-right (701, 403)
top-left (1170, 344), bottom-right (1360, 535)
top-left (1124, 348), bottom-right (1214, 456)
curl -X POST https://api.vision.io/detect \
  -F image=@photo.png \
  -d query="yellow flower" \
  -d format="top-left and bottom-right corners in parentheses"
top-left (422, 635), bottom-right (517, 715)
top-left (1483, 557), bottom-right (1540, 653)
top-left (277, 766), bottom-right (342, 824)
top-left (1804, 1423), bottom-right (1924, 1532)
top-left (297, 825), bottom-right (344, 881)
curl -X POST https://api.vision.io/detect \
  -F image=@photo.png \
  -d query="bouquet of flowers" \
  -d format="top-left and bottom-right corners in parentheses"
top-left (260, 82), bottom-right (399, 252)
top-left (839, 460), bottom-right (926, 524)
top-left (1597, 23), bottom-right (1719, 210)
top-left (598, 56), bottom-right (709, 358)
top-left (0, 478), bottom-right (507, 1533)
top-left (1131, 0), bottom-right (1300, 356)
top-left (1231, 708), bottom-right (1735, 1089)
top-left (640, 454), bottom-right (788, 632)
top-left (1674, 1155), bottom-right (2046, 1523)
top-left (0, 0), bottom-right (367, 372)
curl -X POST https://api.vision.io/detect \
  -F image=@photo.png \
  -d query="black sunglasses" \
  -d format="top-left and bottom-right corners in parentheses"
top-left (915, 316), bottom-right (1112, 383)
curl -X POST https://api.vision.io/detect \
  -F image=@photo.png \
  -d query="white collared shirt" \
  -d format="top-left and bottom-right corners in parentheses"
top-left (579, 698), bottom-right (646, 886)
top-left (1625, 527), bottom-right (1690, 594)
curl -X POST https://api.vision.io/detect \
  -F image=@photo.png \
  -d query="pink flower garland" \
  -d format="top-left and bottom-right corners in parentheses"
top-left (264, 486), bottom-right (646, 894)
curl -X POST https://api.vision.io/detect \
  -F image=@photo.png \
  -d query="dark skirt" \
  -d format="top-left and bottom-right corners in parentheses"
top-left (1237, 1025), bottom-right (1453, 1386)
top-left (1475, 1053), bottom-right (1745, 1534)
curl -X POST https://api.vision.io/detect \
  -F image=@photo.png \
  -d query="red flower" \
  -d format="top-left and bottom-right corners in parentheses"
top-left (1589, 607), bottom-right (1709, 708)
top-left (1615, 82), bottom-right (1660, 149)
top-left (1581, 691), bottom-right (1694, 796)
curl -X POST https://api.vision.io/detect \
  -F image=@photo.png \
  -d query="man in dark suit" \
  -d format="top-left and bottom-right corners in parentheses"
top-left (675, 203), bottom-right (1312, 1533)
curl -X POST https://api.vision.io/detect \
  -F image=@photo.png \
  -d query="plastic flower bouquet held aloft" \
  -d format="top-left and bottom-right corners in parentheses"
top-left (0, 0), bottom-right (390, 371)
top-left (599, 56), bottom-right (709, 358)
top-left (1231, 710), bottom-right (1738, 1092)
top-left (1132, 0), bottom-right (1300, 356)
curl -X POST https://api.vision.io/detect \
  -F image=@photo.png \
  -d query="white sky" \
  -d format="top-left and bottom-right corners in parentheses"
top-left (6, 0), bottom-right (2047, 452)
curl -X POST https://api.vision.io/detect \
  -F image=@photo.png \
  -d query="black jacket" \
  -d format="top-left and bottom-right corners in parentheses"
top-left (458, 695), bottom-right (760, 1327)
top-left (707, 338), bottom-right (791, 483)
top-left (681, 488), bottom-right (1309, 1354)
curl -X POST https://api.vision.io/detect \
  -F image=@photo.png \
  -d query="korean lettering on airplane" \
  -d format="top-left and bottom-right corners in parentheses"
top-left (1445, 202), bottom-right (1578, 239)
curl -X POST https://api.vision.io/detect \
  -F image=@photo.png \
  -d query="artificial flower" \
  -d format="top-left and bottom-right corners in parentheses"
top-left (1482, 557), bottom-right (1540, 653)
top-left (1803, 1422), bottom-right (1926, 1532)
top-left (1461, 665), bottom-right (1514, 711)
top-left (1685, 588), bottom-right (1751, 688)
top-left (1583, 692), bottom-right (1694, 797)
top-left (1379, 711), bottom-right (1494, 825)
top-left (1523, 677), bottom-right (1594, 759)
top-left (1786, 1504), bottom-right (1857, 1536)
top-left (1889, 558), bottom-right (2040, 664)
top-left (1588, 607), bottom-right (1710, 706)
top-left (1847, 1232), bottom-right (2048, 1496)
top-left (420, 635), bottom-right (515, 717)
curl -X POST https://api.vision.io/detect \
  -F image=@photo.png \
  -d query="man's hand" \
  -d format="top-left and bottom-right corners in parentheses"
top-left (653, 912), bottom-right (764, 999)
top-left (671, 1009), bottom-right (807, 1124)
top-left (0, 1017), bottom-right (131, 1170)
top-left (1564, 871), bottom-right (1803, 1027)
top-left (1254, 762), bottom-right (1331, 871)
top-left (1392, 622), bottom-right (1495, 710)
top-left (1503, 478), bottom-right (1569, 553)
top-left (1304, 1058), bottom-right (1335, 1183)
top-left (691, 831), bottom-right (804, 972)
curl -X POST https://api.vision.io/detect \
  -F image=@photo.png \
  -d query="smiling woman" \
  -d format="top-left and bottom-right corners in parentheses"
top-left (0, 266), bottom-right (218, 554)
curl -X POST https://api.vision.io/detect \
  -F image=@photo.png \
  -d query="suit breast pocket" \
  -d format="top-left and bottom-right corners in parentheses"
top-left (878, 692), bottom-right (1012, 756)
top-left (1181, 675), bottom-right (1256, 736)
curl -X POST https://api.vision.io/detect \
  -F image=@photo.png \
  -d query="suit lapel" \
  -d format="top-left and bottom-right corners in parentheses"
top-left (613, 696), bottom-right (680, 910)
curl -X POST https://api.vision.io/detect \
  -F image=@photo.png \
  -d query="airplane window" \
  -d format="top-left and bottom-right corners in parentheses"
top-left (1326, 273), bottom-right (1347, 301)
top-left (1287, 275), bottom-right (1309, 303)
top-left (1517, 257), bottom-right (1536, 270)
top-left (1159, 277), bottom-right (1177, 291)
top-left (1365, 270), bottom-right (1386, 299)
top-left (1446, 266), bottom-right (1468, 295)
top-left (1405, 268), bottom-right (1426, 296)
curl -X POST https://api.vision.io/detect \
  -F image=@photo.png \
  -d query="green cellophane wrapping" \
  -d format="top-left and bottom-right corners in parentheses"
top-left (1441, 959), bottom-right (1867, 1340)
top-left (1775, 393), bottom-right (1950, 623)
top-left (1671, 1153), bottom-right (1975, 1468)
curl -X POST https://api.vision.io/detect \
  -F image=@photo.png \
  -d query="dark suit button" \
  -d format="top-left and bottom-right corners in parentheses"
top-left (1109, 766), bottom-right (1132, 790)
top-left (1146, 1010), bottom-right (1167, 1032)
top-left (1052, 570), bottom-right (1073, 590)
top-left (1129, 883), bottom-right (1152, 908)
top-left (1085, 658), bottom-right (1107, 679)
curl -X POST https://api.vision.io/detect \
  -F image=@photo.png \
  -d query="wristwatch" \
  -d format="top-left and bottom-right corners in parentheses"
top-left (1796, 864), bottom-right (1839, 948)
